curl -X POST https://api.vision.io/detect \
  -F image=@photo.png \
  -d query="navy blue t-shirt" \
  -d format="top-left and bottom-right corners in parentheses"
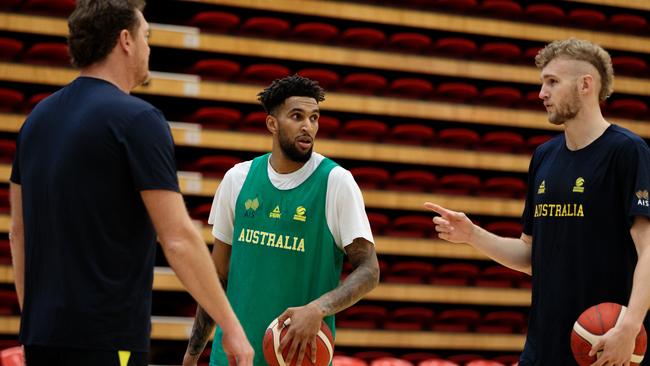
top-left (521, 125), bottom-right (650, 365)
top-left (10, 77), bottom-right (180, 352)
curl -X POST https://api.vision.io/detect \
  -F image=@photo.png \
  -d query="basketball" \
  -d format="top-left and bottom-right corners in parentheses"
top-left (571, 302), bottom-right (647, 366)
top-left (263, 317), bottom-right (334, 366)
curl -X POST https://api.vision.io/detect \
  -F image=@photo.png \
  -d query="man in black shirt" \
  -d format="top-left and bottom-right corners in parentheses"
top-left (9, 1), bottom-right (253, 365)
top-left (425, 38), bottom-right (650, 365)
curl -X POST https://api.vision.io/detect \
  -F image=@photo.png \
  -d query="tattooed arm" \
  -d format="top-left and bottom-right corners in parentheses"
top-left (276, 238), bottom-right (380, 366)
top-left (183, 240), bottom-right (233, 366)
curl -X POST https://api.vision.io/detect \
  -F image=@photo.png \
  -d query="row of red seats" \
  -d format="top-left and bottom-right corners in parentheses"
top-left (337, 305), bottom-right (527, 334)
top-left (334, 354), bottom-right (519, 366)
top-left (0, 0), bottom-right (75, 17)
top-left (0, 39), bottom-right (70, 67)
top-left (343, 260), bottom-right (530, 288)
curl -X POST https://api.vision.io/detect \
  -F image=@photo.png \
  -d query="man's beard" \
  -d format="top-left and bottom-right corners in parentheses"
top-left (548, 87), bottom-right (581, 125)
top-left (278, 127), bottom-right (312, 163)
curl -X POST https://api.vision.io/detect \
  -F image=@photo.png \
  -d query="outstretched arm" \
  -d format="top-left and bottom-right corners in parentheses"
top-left (425, 202), bottom-right (533, 274)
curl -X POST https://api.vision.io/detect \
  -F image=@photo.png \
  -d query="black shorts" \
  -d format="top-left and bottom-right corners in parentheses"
top-left (24, 346), bottom-right (147, 366)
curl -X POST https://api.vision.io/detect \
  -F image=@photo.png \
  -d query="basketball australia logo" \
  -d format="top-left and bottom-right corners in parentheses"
top-left (636, 190), bottom-right (649, 207)
top-left (244, 197), bottom-right (259, 217)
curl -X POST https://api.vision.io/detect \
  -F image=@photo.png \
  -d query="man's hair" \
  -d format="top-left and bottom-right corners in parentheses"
top-left (257, 75), bottom-right (326, 114)
top-left (67, 0), bottom-right (146, 68)
top-left (535, 38), bottom-right (614, 102)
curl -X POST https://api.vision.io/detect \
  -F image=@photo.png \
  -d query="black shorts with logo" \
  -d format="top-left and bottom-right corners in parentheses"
top-left (24, 346), bottom-right (147, 366)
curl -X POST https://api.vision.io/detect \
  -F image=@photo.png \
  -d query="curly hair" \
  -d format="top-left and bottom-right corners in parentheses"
top-left (535, 38), bottom-right (614, 102)
top-left (68, 0), bottom-right (146, 68)
top-left (257, 75), bottom-right (326, 114)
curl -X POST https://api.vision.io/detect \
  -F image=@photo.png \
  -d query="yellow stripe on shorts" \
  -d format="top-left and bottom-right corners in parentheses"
top-left (118, 350), bottom-right (131, 366)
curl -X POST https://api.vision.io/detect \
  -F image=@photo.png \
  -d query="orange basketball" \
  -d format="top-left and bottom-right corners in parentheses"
top-left (571, 302), bottom-right (647, 366)
top-left (263, 317), bottom-right (334, 366)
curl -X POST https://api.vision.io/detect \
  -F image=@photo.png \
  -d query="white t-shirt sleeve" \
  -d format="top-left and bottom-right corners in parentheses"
top-left (208, 161), bottom-right (251, 244)
top-left (326, 166), bottom-right (375, 250)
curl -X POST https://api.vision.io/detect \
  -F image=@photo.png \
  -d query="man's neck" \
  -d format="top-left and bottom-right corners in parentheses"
top-left (563, 108), bottom-right (610, 151)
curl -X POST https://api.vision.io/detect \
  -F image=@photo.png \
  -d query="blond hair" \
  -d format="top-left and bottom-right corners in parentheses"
top-left (535, 38), bottom-right (614, 102)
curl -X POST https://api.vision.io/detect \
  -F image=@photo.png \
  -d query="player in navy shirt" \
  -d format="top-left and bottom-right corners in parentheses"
top-left (9, 1), bottom-right (252, 365)
top-left (425, 38), bottom-right (650, 365)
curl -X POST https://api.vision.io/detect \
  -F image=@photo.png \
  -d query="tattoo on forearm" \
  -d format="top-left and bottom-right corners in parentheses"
top-left (317, 239), bottom-right (380, 316)
top-left (187, 305), bottom-right (216, 357)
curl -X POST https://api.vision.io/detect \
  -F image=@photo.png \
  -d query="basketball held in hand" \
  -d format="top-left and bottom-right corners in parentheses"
top-left (263, 317), bottom-right (334, 366)
top-left (571, 302), bottom-right (647, 366)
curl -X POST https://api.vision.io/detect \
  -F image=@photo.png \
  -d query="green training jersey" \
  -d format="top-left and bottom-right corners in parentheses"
top-left (210, 153), bottom-right (345, 366)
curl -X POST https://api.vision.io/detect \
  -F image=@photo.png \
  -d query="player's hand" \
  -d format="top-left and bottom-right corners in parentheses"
top-left (589, 321), bottom-right (638, 366)
top-left (424, 202), bottom-right (475, 244)
top-left (221, 325), bottom-right (254, 366)
top-left (277, 303), bottom-right (324, 366)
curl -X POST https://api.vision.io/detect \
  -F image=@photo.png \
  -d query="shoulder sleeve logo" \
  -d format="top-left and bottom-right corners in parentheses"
top-left (636, 190), bottom-right (649, 207)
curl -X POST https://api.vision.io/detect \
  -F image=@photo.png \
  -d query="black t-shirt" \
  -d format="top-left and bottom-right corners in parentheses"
top-left (10, 77), bottom-right (180, 352)
top-left (521, 125), bottom-right (650, 365)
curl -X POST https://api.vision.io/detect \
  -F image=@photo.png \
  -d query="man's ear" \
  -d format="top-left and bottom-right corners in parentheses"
top-left (578, 74), bottom-right (594, 96)
top-left (266, 115), bottom-right (277, 134)
top-left (117, 29), bottom-right (132, 54)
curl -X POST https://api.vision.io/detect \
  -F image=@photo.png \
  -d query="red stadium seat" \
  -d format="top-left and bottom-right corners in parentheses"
top-left (386, 124), bottom-right (435, 145)
top-left (609, 14), bottom-right (647, 33)
top-left (297, 68), bottom-right (340, 90)
top-left (466, 360), bottom-right (506, 366)
top-left (0, 290), bottom-right (18, 315)
top-left (0, 0), bottom-right (21, 9)
top-left (239, 111), bottom-right (268, 133)
top-left (431, 38), bottom-right (477, 58)
top-left (189, 59), bottom-right (241, 81)
top-left (338, 119), bottom-right (388, 141)
top-left (188, 107), bottom-right (241, 129)
top-left (354, 352), bottom-right (395, 364)
top-left (337, 305), bottom-right (388, 329)
top-left (478, 131), bottom-right (524, 153)
top-left (349, 166), bottom-right (390, 189)
top-left (385, 215), bottom-right (434, 238)
top-left (0, 37), bottom-right (23, 60)
top-left (0, 140), bottom-right (16, 164)
top-left (479, 177), bottom-right (526, 198)
top-left (433, 0), bottom-right (478, 12)
top-left (524, 4), bottom-right (565, 23)
top-left (525, 135), bottom-right (553, 152)
top-left (436, 174), bottom-right (481, 195)
top-left (402, 353), bottom-right (442, 365)
top-left (340, 73), bottom-right (388, 95)
top-left (366, 212), bottom-right (391, 234)
top-left (430, 263), bottom-right (480, 286)
top-left (612, 56), bottom-right (647, 75)
top-left (484, 221), bottom-right (522, 238)
top-left (338, 28), bottom-right (386, 48)
top-left (479, 43), bottom-right (521, 62)
top-left (476, 265), bottom-right (526, 288)
top-left (22, 0), bottom-right (75, 16)
top-left (239, 17), bottom-right (290, 38)
top-left (239, 64), bottom-right (291, 85)
top-left (447, 355), bottom-right (484, 365)
top-left (522, 47), bottom-right (543, 64)
top-left (522, 90), bottom-right (544, 110)
top-left (419, 360), bottom-right (459, 366)
top-left (316, 115), bottom-right (341, 138)
top-left (0, 346), bottom-right (24, 366)
top-left (371, 358), bottom-right (414, 366)
top-left (190, 155), bottom-right (242, 177)
top-left (436, 83), bottom-right (479, 103)
top-left (0, 88), bottom-right (24, 112)
top-left (385, 262), bottom-right (435, 284)
top-left (436, 128), bottom-right (480, 149)
top-left (23, 92), bottom-right (52, 112)
top-left (333, 356), bottom-right (369, 366)
top-left (388, 78), bottom-right (434, 99)
top-left (480, 0), bottom-right (522, 19)
top-left (386, 32), bottom-right (432, 53)
top-left (568, 9), bottom-right (606, 28)
top-left (189, 203), bottom-right (212, 224)
top-left (492, 355), bottom-right (521, 365)
top-left (481, 87), bottom-right (523, 106)
top-left (432, 309), bottom-right (481, 332)
top-left (0, 189), bottom-right (9, 214)
top-left (0, 240), bottom-right (11, 264)
top-left (23, 42), bottom-right (70, 66)
top-left (607, 99), bottom-right (648, 119)
top-left (291, 22), bottom-right (339, 43)
top-left (385, 307), bottom-right (434, 331)
top-left (188, 11), bottom-right (240, 33)
top-left (388, 170), bottom-right (436, 192)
